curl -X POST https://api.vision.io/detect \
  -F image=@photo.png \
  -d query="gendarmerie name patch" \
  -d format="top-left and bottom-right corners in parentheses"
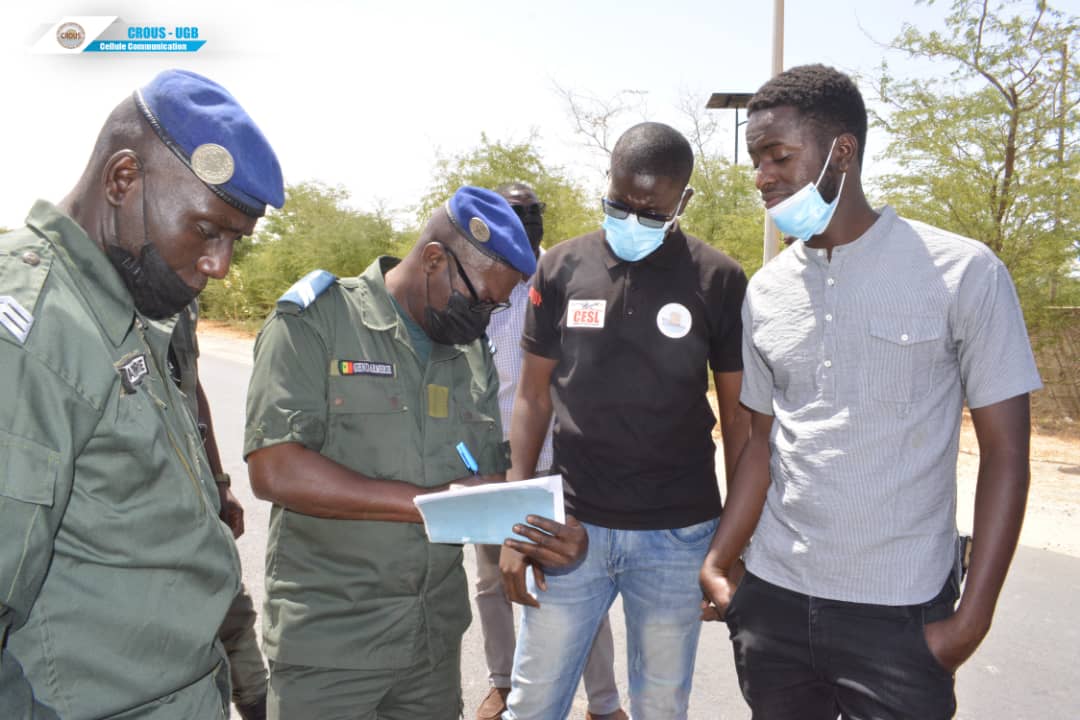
top-left (338, 360), bottom-right (395, 377)
top-left (116, 353), bottom-right (150, 393)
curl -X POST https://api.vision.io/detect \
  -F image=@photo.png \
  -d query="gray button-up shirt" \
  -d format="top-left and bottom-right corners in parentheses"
top-left (741, 207), bottom-right (1041, 605)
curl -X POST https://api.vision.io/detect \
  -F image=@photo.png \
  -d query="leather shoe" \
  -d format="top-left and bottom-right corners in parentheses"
top-left (585, 709), bottom-right (629, 720)
top-left (235, 695), bottom-right (267, 720)
top-left (476, 686), bottom-right (511, 720)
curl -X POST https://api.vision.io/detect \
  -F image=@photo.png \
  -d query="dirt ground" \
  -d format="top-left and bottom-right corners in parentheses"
top-left (956, 415), bottom-right (1080, 557)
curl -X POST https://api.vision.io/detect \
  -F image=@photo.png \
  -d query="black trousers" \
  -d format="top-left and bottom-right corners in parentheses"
top-left (725, 571), bottom-right (958, 720)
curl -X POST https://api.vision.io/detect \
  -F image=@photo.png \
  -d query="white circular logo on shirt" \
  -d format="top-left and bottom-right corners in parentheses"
top-left (656, 303), bottom-right (692, 339)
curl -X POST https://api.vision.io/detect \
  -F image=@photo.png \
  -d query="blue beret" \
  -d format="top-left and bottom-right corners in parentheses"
top-left (134, 69), bottom-right (284, 218)
top-left (446, 187), bottom-right (536, 277)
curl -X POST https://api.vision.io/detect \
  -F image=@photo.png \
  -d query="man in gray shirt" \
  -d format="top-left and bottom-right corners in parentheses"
top-left (700, 64), bottom-right (1041, 719)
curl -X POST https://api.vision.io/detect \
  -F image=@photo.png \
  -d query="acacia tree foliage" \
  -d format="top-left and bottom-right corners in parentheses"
top-left (200, 181), bottom-right (408, 322)
top-left (417, 134), bottom-right (595, 247)
top-left (874, 0), bottom-right (1079, 328)
top-left (675, 95), bottom-right (767, 276)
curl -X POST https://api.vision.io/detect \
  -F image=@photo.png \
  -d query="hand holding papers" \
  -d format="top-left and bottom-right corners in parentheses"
top-left (414, 474), bottom-right (565, 545)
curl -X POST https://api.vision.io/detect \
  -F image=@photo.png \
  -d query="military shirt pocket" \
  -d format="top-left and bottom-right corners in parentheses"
top-left (868, 315), bottom-right (944, 404)
top-left (455, 405), bottom-right (503, 474)
top-left (326, 377), bottom-right (409, 479)
top-left (0, 430), bottom-right (59, 507)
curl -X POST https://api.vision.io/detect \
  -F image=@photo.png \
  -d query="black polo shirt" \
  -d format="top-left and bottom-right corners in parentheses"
top-left (522, 228), bottom-right (747, 530)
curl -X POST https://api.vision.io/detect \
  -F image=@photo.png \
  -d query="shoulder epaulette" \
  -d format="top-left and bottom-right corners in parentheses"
top-left (0, 228), bottom-right (54, 346)
top-left (277, 269), bottom-right (338, 311)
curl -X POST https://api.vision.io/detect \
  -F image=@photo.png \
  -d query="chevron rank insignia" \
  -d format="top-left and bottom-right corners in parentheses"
top-left (0, 295), bottom-right (34, 344)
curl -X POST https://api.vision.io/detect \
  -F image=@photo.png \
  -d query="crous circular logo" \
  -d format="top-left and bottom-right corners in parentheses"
top-left (56, 22), bottom-right (86, 50)
top-left (656, 302), bottom-right (692, 339)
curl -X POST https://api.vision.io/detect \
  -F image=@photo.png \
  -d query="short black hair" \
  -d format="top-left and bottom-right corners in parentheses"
top-left (747, 64), bottom-right (868, 164)
top-left (611, 122), bottom-right (694, 186)
top-left (494, 181), bottom-right (535, 197)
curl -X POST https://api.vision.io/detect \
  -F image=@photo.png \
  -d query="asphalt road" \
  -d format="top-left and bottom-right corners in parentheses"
top-left (200, 338), bottom-right (1079, 719)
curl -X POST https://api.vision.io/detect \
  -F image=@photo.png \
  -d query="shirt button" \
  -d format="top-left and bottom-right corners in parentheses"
top-left (824, 360), bottom-right (833, 368)
top-left (827, 278), bottom-right (836, 286)
top-left (825, 314), bottom-right (833, 322)
top-left (21, 251), bottom-right (40, 266)
top-left (628, 308), bottom-right (634, 315)
top-left (901, 334), bottom-right (910, 342)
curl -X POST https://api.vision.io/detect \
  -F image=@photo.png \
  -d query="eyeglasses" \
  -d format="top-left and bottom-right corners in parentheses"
top-left (442, 245), bottom-right (511, 315)
top-left (600, 197), bottom-right (682, 229)
top-left (511, 202), bottom-right (546, 219)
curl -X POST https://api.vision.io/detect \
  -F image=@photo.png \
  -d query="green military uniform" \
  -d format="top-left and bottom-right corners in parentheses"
top-left (171, 301), bottom-right (201, 413)
top-left (244, 257), bottom-right (508, 715)
top-left (170, 301), bottom-right (269, 710)
top-left (0, 202), bottom-right (241, 719)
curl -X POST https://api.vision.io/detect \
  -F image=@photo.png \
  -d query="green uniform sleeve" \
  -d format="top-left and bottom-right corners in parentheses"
top-left (476, 352), bottom-right (511, 475)
top-left (0, 374), bottom-right (71, 720)
top-left (244, 311), bottom-right (332, 457)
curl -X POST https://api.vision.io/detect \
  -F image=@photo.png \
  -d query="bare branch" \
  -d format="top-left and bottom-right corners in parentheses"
top-left (552, 82), bottom-right (645, 157)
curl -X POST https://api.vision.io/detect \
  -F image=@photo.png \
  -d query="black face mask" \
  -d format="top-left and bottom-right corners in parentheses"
top-left (105, 164), bottom-right (199, 320)
top-left (522, 218), bottom-right (543, 255)
top-left (423, 261), bottom-right (493, 345)
top-left (105, 243), bottom-right (199, 320)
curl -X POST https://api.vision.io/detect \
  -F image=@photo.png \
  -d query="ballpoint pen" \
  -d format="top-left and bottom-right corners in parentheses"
top-left (455, 441), bottom-right (479, 475)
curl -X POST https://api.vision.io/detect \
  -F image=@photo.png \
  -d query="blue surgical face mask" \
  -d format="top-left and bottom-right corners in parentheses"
top-left (602, 189), bottom-right (687, 262)
top-left (767, 137), bottom-right (846, 242)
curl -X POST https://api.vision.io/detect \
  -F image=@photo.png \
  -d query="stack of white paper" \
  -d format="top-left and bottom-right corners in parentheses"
top-left (413, 474), bottom-right (565, 545)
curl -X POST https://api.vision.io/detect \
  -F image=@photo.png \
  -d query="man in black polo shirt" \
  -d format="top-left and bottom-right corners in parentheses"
top-left (499, 122), bottom-right (749, 720)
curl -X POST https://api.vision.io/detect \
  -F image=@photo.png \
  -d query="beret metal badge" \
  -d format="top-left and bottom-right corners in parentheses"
top-left (191, 143), bottom-right (235, 185)
top-left (469, 217), bottom-right (491, 242)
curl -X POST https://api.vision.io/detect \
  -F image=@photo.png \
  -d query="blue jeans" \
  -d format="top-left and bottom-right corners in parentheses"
top-left (503, 518), bottom-right (718, 720)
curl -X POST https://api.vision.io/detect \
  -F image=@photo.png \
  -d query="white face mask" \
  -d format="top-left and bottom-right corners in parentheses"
top-left (766, 137), bottom-right (846, 242)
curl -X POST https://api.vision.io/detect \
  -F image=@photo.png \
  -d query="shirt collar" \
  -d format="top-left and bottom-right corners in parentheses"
top-left (26, 200), bottom-right (136, 347)
top-left (357, 255), bottom-right (464, 360)
top-left (792, 206), bottom-right (896, 265)
top-left (601, 226), bottom-right (688, 270)
top-left (357, 256), bottom-right (402, 332)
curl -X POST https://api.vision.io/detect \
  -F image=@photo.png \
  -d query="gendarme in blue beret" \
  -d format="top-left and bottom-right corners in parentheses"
top-left (135, 69), bottom-right (284, 218)
top-left (446, 186), bottom-right (536, 277)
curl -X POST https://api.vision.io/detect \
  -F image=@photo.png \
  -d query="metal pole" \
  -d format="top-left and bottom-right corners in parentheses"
top-left (734, 107), bottom-right (740, 165)
top-left (762, 0), bottom-right (784, 263)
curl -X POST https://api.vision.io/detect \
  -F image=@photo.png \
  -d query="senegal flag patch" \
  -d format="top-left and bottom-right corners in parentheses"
top-left (336, 360), bottom-right (394, 377)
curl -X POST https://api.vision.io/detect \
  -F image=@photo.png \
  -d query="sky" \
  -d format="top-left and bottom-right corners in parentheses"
top-left (0, 0), bottom-right (1067, 230)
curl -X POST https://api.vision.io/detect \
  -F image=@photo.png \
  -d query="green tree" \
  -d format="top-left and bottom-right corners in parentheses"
top-left (680, 159), bottom-right (765, 277)
top-left (875, 0), bottom-right (1079, 330)
top-left (676, 96), bottom-right (767, 275)
top-left (417, 134), bottom-right (594, 247)
top-left (200, 181), bottom-right (409, 322)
